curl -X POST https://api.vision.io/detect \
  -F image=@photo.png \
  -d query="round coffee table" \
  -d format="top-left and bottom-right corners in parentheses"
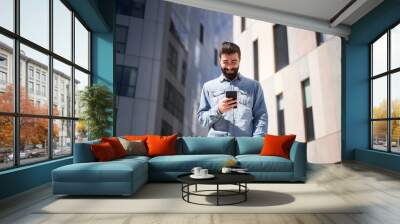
top-left (177, 172), bottom-right (255, 206)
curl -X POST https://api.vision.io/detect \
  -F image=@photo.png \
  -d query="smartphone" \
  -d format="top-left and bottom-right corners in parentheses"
top-left (225, 91), bottom-right (238, 108)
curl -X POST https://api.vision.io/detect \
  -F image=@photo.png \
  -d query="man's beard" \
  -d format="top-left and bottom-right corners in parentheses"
top-left (221, 67), bottom-right (239, 80)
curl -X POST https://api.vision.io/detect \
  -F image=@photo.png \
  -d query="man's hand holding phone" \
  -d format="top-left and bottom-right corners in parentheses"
top-left (217, 91), bottom-right (238, 114)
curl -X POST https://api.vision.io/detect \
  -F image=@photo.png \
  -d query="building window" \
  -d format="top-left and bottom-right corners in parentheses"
top-left (28, 81), bottom-right (34, 94)
top-left (241, 17), bottom-right (246, 32)
top-left (42, 85), bottom-right (46, 97)
top-left (214, 48), bottom-right (218, 66)
top-left (161, 120), bottom-right (173, 135)
top-left (0, 55), bottom-right (7, 67)
top-left (28, 67), bottom-right (34, 80)
top-left (116, 25), bottom-right (129, 54)
top-left (253, 39), bottom-right (259, 81)
top-left (0, 0), bottom-right (91, 170)
top-left (35, 70), bottom-right (41, 80)
top-left (273, 24), bottom-right (289, 72)
top-left (169, 19), bottom-right (185, 46)
top-left (116, 0), bottom-right (146, 18)
top-left (0, 71), bottom-right (6, 85)
top-left (41, 73), bottom-right (46, 82)
top-left (316, 32), bottom-right (324, 46)
top-left (276, 93), bottom-right (285, 135)
top-left (167, 43), bottom-right (178, 76)
top-left (0, 54), bottom-right (7, 89)
top-left (163, 80), bottom-right (184, 122)
top-left (115, 65), bottom-right (138, 97)
top-left (199, 23), bottom-right (204, 44)
top-left (371, 23), bottom-right (400, 153)
top-left (301, 78), bottom-right (315, 142)
top-left (181, 61), bottom-right (187, 86)
top-left (36, 83), bottom-right (40, 95)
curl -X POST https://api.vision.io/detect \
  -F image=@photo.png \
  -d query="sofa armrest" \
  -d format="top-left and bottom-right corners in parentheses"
top-left (73, 140), bottom-right (99, 163)
top-left (289, 141), bottom-right (307, 181)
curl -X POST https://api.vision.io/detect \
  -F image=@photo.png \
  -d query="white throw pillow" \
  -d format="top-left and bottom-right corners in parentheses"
top-left (118, 137), bottom-right (147, 156)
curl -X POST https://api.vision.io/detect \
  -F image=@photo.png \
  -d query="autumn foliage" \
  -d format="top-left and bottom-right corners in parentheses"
top-left (0, 84), bottom-right (59, 150)
top-left (372, 99), bottom-right (400, 142)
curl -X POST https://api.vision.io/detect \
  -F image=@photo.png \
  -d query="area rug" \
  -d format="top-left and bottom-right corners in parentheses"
top-left (36, 183), bottom-right (362, 214)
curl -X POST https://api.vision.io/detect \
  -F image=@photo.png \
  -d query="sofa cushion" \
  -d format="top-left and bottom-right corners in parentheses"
top-left (235, 137), bottom-right (264, 155)
top-left (52, 158), bottom-right (147, 183)
top-left (236, 155), bottom-right (293, 172)
top-left (178, 137), bottom-right (235, 155)
top-left (118, 138), bottom-right (147, 156)
top-left (260, 134), bottom-right (296, 159)
top-left (101, 137), bottom-right (127, 158)
top-left (124, 135), bottom-right (148, 141)
top-left (73, 139), bottom-right (100, 163)
top-left (146, 134), bottom-right (178, 157)
top-left (91, 142), bottom-right (118, 161)
top-left (148, 154), bottom-right (235, 172)
top-left (114, 155), bottom-right (150, 163)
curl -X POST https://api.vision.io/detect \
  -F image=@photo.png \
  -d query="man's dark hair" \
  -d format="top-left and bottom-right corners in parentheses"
top-left (219, 41), bottom-right (241, 59)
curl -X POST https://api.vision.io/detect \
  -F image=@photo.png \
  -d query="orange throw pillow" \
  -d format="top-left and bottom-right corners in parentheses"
top-left (91, 142), bottom-right (118, 161)
top-left (101, 137), bottom-right (127, 158)
top-left (124, 135), bottom-right (148, 141)
top-left (146, 134), bottom-right (177, 157)
top-left (260, 134), bottom-right (296, 159)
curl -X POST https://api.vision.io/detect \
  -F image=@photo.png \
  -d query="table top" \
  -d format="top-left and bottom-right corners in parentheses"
top-left (177, 172), bottom-right (255, 185)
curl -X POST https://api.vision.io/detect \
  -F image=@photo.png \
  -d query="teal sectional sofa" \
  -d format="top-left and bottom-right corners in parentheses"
top-left (52, 137), bottom-right (307, 196)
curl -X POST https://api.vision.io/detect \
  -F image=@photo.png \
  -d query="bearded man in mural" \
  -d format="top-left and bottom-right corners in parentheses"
top-left (197, 41), bottom-right (268, 137)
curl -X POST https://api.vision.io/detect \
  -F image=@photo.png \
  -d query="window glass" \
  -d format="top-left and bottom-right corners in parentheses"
top-left (372, 34), bottom-right (387, 76)
top-left (20, 117), bottom-right (49, 165)
top-left (20, 0), bottom-right (49, 49)
top-left (53, 119), bottom-right (72, 158)
top-left (372, 76), bottom-right (387, 119)
top-left (74, 69), bottom-right (89, 118)
top-left (20, 44), bottom-right (49, 115)
top-left (74, 18), bottom-right (89, 70)
top-left (0, 0), bottom-right (14, 31)
top-left (0, 34), bottom-right (14, 112)
top-left (391, 24), bottom-right (400, 70)
top-left (53, 0), bottom-right (72, 60)
top-left (53, 59), bottom-right (72, 117)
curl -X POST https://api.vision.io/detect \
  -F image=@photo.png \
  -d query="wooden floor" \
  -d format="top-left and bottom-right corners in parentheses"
top-left (1, 161), bottom-right (400, 224)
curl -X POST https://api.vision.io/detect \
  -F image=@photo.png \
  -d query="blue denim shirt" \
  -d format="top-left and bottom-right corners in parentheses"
top-left (197, 73), bottom-right (268, 137)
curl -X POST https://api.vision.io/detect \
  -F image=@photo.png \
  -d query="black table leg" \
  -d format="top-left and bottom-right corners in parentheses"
top-left (245, 183), bottom-right (247, 201)
top-left (217, 184), bottom-right (219, 206)
top-left (187, 184), bottom-right (190, 202)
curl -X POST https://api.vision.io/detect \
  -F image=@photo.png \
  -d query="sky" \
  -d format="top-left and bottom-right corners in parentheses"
top-left (372, 30), bottom-right (400, 110)
top-left (0, 0), bottom-right (89, 71)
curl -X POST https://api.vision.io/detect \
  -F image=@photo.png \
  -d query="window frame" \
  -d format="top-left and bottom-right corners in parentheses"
top-left (0, 0), bottom-right (92, 171)
top-left (369, 20), bottom-right (400, 154)
top-left (301, 78), bottom-right (315, 142)
top-left (253, 39), bottom-right (259, 81)
top-left (115, 65), bottom-right (138, 97)
top-left (276, 93), bottom-right (285, 135)
top-left (273, 24), bottom-right (289, 72)
top-left (115, 24), bottom-right (128, 54)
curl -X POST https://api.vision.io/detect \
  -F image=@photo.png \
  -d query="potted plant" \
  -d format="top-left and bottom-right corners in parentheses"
top-left (79, 84), bottom-right (113, 140)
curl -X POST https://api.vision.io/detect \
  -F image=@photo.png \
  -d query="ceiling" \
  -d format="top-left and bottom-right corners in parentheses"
top-left (163, 0), bottom-right (384, 38)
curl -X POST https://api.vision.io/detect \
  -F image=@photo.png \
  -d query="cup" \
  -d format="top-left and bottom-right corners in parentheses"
top-left (199, 169), bottom-right (208, 176)
top-left (221, 167), bottom-right (232, 174)
top-left (191, 167), bottom-right (202, 176)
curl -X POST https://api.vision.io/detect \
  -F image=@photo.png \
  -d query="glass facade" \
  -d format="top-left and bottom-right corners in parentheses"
top-left (370, 22), bottom-right (400, 153)
top-left (0, 0), bottom-right (91, 170)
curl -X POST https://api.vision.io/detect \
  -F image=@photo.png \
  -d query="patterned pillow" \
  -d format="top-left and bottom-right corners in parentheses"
top-left (118, 137), bottom-right (147, 156)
